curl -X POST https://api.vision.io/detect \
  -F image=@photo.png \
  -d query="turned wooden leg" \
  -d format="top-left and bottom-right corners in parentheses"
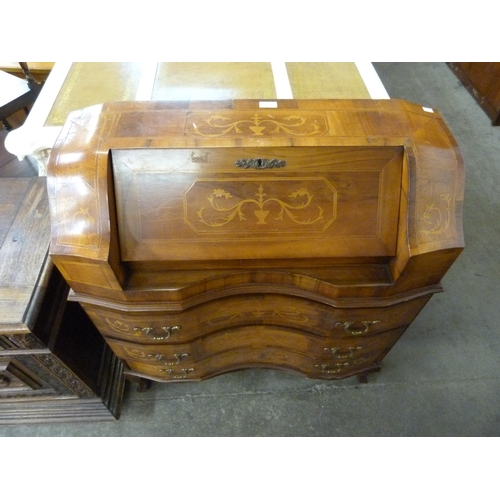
top-left (356, 366), bottom-right (382, 384)
top-left (136, 378), bottom-right (152, 392)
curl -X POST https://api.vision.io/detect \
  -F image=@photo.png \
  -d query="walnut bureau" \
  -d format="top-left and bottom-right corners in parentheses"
top-left (0, 177), bottom-right (124, 424)
top-left (47, 99), bottom-right (464, 386)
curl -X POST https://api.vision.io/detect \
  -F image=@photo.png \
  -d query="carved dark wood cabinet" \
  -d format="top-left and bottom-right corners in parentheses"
top-left (47, 99), bottom-right (464, 386)
top-left (0, 178), bottom-right (124, 424)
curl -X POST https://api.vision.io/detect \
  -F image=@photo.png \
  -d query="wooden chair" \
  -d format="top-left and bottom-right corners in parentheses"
top-left (0, 63), bottom-right (43, 131)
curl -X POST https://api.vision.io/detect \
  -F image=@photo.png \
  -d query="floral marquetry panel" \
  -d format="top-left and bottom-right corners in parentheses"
top-left (185, 110), bottom-right (329, 138)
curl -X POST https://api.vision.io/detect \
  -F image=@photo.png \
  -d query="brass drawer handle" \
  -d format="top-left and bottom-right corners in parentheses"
top-left (169, 353), bottom-right (189, 366)
top-left (335, 320), bottom-right (381, 335)
top-left (133, 327), bottom-right (153, 336)
top-left (159, 367), bottom-right (195, 379)
top-left (133, 325), bottom-right (182, 340)
top-left (160, 326), bottom-right (182, 339)
top-left (315, 362), bottom-right (350, 374)
top-left (147, 353), bottom-right (189, 365)
top-left (235, 158), bottom-right (286, 170)
top-left (324, 347), bottom-right (363, 359)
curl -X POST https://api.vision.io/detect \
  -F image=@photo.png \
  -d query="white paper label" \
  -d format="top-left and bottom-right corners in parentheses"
top-left (259, 101), bottom-right (278, 108)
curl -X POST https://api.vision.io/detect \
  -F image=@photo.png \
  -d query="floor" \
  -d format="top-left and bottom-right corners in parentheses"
top-left (1, 62), bottom-right (499, 437)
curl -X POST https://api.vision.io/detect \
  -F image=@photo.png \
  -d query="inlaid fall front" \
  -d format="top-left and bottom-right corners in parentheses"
top-left (111, 145), bottom-right (403, 261)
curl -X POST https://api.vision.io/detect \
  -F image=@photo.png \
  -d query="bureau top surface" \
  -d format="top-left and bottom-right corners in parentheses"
top-left (0, 178), bottom-right (51, 332)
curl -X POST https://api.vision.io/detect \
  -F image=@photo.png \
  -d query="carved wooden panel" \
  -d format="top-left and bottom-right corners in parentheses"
top-left (0, 354), bottom-right (93, 399)
top-left (0, 359), bottom-right (44, 394)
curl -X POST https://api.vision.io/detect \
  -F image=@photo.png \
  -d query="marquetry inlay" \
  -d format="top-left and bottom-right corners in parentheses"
top-left (420, 193), bottom-right (452, 236)
top-left (184, 179), bottom-right (337, 234)
top-left (201, 306), bottom-right (315, 327)
top-left (185, 111), bottom-right (329, 138)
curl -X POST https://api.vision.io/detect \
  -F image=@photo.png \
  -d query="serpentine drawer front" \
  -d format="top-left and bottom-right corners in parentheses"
top-left (47, 100), bottom-right (464, 386)
top-left (81, 294), bottom-right (431, 345)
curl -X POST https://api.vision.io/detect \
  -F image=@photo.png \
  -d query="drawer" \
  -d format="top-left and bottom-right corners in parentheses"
top-left (106, 325), bottom-right (322, 366)
top-left (108, 325), bottom-right (407, 381)
top-left (123, 343), bottom-right (394, 382)
top-left (83, 294), bottom-right (430, 345)
top-left (124, 348), bottom-right (316, 381)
